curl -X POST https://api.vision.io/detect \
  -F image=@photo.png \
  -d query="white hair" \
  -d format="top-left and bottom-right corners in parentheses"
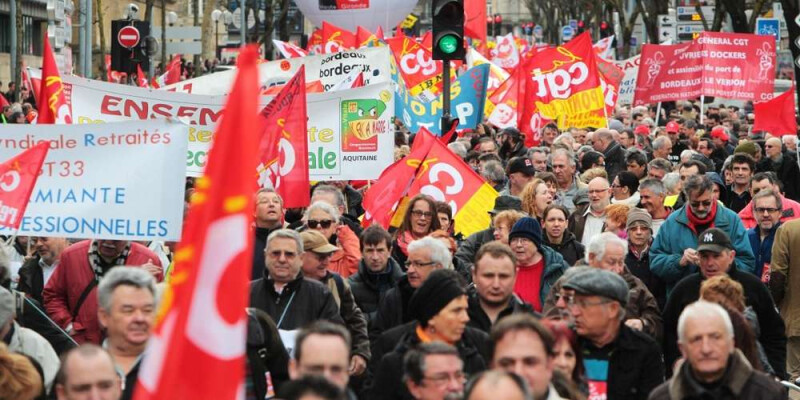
top-left (447, 142), bottom-right (467, 159)
top-left (304, 201), bottom-right (340, 223)
top-left (662, 172), bottom-right (681, 193)
top-left (586, 232), bottom-right (628, 263)
top-left (407, 236), bottom-right (453, 270)
top-left (677, 300), bottom-right (734, 343)
top-left (98, 267), bottom-right (157, 312)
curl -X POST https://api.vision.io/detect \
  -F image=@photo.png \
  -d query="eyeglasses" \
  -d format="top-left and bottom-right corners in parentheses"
top-left (690, 200), bottom-right (713, 208)
top-left (566, 297), bottom-right (611, 309)
top-left (423, 372), bottom-right (466, 387)
top-left (405, 260), bottom-right (437, 268)
top-left (755, 207), bottom-right (779, 214)
top-left (312, 252), bottom-right (333, 261)
top-left (307, 219), bottom-right (333, 229)
top-left (411, 210), bottom-right (433, 219)
top-left (553, 292), bottom-right (575, 305)
top-left (267, 250), bottom-right (297, 260)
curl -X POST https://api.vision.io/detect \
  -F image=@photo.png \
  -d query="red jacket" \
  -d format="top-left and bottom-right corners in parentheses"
top-left (738, 196), bottom-right (800, 229)
top-left (42, 240), bottom-right (162, 345)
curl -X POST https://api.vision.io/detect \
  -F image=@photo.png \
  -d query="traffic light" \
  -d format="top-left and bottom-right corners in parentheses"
top-left (577, 20), bottom-right (586, 34)
top-left (432, 0), bottom-right (465, 61)
top-left (600, 21), bottom-right (613, 37)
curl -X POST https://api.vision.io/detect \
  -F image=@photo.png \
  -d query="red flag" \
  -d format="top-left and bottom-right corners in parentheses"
top-left (0, 92), bottom-right (8, 108)
top-left (322, 22), bottom-right (356, 53)
top-left (307, 28), bottom-right (323, 54)
top-left (136, 64), bottom-right (149, 88)
top-left (37, 35), bottom-right (72, 124)
top-left (376, 26), bottom-right (385, 40)
top-left (464, 0), bottom-right (487, 56)
top-left (273, 39), bottom-right (309, 58)
top-left (356, 26), bottom-right (380, 48)
top-left (133, 46), bottom-right (262, 400)
top-left (257, 66), bottom-right (310, 208)
top-left (362, 128), bottom-right (437, 228)
top-left (753, 88), bottom-right (797, 136)
top-left (152, 55), bottom-right (181, 88)
top-left (0, 142), bottom-right (49, 229)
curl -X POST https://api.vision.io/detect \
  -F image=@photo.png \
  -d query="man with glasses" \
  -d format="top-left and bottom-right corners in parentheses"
top-left (746, 189), bottom-right (783, 282)
top-left (561, 268), bottom-right (664, 400)
top-left (738, 172), bottom-right (800, 229)
top-left (661, 228), bottom-right (787, 379)
top-left (568, 177), bottom-right (610, 246)
top-left (550, 148), bottom-right (586, 213)
top-left (299, 230), bottom-right (370, 378)
top-left (250, 229), bottom-right (343, 357)
top-left (651, 175), bottom-right (755, 293)
top-left (403, 342), bottom-right (465, 400)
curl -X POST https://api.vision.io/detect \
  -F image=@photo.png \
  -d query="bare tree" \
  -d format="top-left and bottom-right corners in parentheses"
top-left (201, 0), bottom-right (219, 62)
top-left (95, 0), bottom-right (105, 79)
top-left (14, 0), bottom-right (22, 94)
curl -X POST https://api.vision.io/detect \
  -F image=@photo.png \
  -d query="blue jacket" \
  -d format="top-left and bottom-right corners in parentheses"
top-left (650, 204), bottom-right (755, 292)
top-left (748, 223), bottom-right (780, 278)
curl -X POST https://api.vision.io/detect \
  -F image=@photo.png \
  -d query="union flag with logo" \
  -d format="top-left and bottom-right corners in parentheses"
top-left (0, 142), bottom-right (49, 229)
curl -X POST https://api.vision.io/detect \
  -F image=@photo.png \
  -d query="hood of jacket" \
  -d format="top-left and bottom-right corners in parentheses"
top-left (355, 257), bottom-right (404, 290)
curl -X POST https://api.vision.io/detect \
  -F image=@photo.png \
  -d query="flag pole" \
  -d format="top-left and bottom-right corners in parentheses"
top-left (655, 102), bottom-right (662, 127)
top-left (700, 95), bottom-right (705, 126)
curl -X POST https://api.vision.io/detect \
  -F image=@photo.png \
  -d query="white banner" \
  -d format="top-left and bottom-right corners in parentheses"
top-left (35, 72), bottom-right (395, 180)
top-left (163, 46), bottom-right (393, 95)
top-left (614, 55), bottom-right (640, 106)
top-left (0, 120), bottom-right (188, 241)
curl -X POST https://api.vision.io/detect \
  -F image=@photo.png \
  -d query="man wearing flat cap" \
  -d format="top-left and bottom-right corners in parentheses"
top-left (456, 195), bottom-right (523, 271)
top-left (561, 268), bottom-right (665, 400)
top-left (661, 228), bottom-right (787, 379)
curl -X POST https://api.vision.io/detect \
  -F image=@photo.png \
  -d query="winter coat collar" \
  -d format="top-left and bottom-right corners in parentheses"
top-left (669, 350), bottom-right (753, 398)
top-left (355, 257), bottom-right (404, 290)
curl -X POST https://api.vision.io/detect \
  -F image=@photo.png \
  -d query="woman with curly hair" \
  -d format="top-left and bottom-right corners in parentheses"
top-left (520, 178), bottom-right (553, 222)
top-left (491, 210), bottom-right (527, 244)
top-left (603, 204), bottom-right (630, 239)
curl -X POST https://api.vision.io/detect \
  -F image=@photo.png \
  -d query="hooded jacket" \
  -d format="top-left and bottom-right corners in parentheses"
top-left (348, 257), bottom-right (405, 327)
top-left (543, 231), bottom-right (586, 266)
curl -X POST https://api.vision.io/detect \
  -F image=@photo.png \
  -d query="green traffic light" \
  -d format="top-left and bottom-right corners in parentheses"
top-left (439, 34), bottom-right (459, 54)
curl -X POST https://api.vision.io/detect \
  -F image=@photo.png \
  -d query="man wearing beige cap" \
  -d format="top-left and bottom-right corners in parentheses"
top-left (299, 230), bottom-right (370, 377)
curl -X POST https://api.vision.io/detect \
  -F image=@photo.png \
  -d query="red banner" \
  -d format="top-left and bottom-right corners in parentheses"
top-left (257, 67), bottom-right (310, 208)
top-left (633, 32), bottom-right (776, 106)
top-left (0, 142), bottom-right (49, 229)
top-left (753, 87), bottom-right (797, 136)
top-left (307, 28), bottom-right (323, 54)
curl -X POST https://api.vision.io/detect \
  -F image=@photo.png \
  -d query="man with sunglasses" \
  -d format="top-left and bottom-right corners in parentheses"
top-left (299, 230), bottom-right (370, 378)
top-left (249, 229), bottom-right (343, 357)
top-left (651, 174), bottom-right (755, 293)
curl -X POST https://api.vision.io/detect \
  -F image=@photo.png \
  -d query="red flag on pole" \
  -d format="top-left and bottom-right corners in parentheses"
top-left (133, 45), bottom-right (263, 400)
top-left (152, 55), bottom-right (181, 88)
top-left (136, 64), bottom-right (150, 88)
top-left (257, 66), bottom-right (310, 208)
top-left (0, 92), bottom-right (8, 108)
top-left (464, 0), bottom-right (487, 56)
top-left (753, 88), bottom-right (798, 136)
top-left (322, 21), bottom-right (356, 53)
top-left (0, 142), bottom-right (49, 229)
top-left (37, 35), bottom-right (72, 124)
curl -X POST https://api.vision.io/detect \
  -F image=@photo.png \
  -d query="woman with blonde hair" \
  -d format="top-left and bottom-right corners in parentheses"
top-left (520, 178), bottom-right (553, 222)
top-left (492, 210), bottom-right (527, 244)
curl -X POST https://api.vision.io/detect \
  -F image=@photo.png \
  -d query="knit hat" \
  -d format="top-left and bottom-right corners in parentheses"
top-left (409, 269), bottom-right (467, 327)
top-left (563, 268), bottom-right (630, 306)
top-left (508, 217), bottom-right (543, 251)
top-left (608, 119), bottom-right (625, 132)
top-left (734, 141), bottom-right (758, 157)
top-left (626, 208), bottom-right (652, 230)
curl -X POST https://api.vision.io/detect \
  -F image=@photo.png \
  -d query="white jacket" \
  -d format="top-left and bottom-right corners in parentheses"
top-left (9, 321), bottom-right (60, 392)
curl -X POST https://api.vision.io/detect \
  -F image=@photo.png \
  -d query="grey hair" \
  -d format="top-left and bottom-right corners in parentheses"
top-left (662, 172), bottom-right (681, 193)
top-left (311, 184), bottom-right (346, 209)
top-left (0, 286), bottom-right (14, 328)
top-left (721, 155), bottom-right (733, 172)
top-left (407, 236), bottom-right (453, 270)
top-left (680, 149), bottom-right (697, 163)
top-left (481, 160), bottom-right (506, 184)
top-left (266, 229), bottom-right (304, 253)
top-left (586, 232), bottom-right (628, 263)
top-left (639, 178), bottom-right (666, 197)
top-left (527, 146), bottom-right (550, 158)
top-left (683, 174), bottom-right (714, 198)
top-left (752, 188), bottom-right (783, 211)
top-left (97, 267), bottom-right (157, 312)
top-left (648, 158), bottom-right (672, 173)
top-left (678, 300), bottom-right (734, 343)
top-left (304, 201), bottom-right (340, 223)
top-left (554, 133), bottom-right (575, 147)
top-left (652, 136), bottom-right (671, 151)
top-left (550, 148), bottom-right (576, 167)
top-left (782, 135), bottom-right (797, 145)
top-left (447, 142), bottom-right (467, 159)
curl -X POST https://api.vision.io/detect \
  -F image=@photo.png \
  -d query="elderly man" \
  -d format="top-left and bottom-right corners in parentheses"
top-left (757, 137), bottom-right (800, 201)
top-left (592, 128), bottom-right (626, 180)
top-left (568, 177), bottom-right (610, 246)
top-left (651, 136), bottom-right (673, 162)
top-left (249, 229), bottom-right (343, 353)
top-left (311, 184), bottom-right (363, 237)
top-left (0, 286), bottom-right (59, 392)
top-left (639, 179), bottom-right (671, 236)
top-left (371, 236), bottom-right (452, 340)
top-left (508, 217), bottom-right (568, 312)
top-left (746, 189), bottom-right (783, 281)
top-left (768, 218), bottom-right (800, 382)
top-left (561, 268), bottom-right (664, 400)
top-left (252, 188), bottom-right (287, 279)
top-left (287, 321), bottom-right (354, 394)
top-left (550, 148), bottom-right (586, 212)
top-left (467, 241), bottom-right (534, 333)
top-left (648, 301), bottom-right (785, 400)
top-left (55, 345), bottom-right (122, 400)
top-left (490, 314), bottom-right (563, 400)
top-left (97, 267), bottom-right (155, 400)
top-left (738, 172), bottom-right (800, 229)
top-left (403, 342), bottom-right (466, 400)
top-left (661, 228), bottom-right (787, 378)
top-left (650, 175), bottom-right (755, 292)
top-left (528, 147), bottom-right (549, 173)
top-left (17, 236), bottom-right (69, 304)
top-left (43, 239), bottom-right (162, 344)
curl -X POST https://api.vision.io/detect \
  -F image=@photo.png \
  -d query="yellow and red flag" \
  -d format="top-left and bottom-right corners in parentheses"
top-left (0, 142), bottom-right (49, 229)
top-left (133, 45), bottom-right (262, 400)
top-left (257, 66), bottom-right (310, 208)
top-left (356, 26), bottom-right (381, 48)
top-left (37, 35), bottom-right (72, 124)
top-left (386, 34), bottom-right (443, 100)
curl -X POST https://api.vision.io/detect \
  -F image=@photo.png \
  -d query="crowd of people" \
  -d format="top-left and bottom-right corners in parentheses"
top-left (0, 96), bottom-right (799, 400)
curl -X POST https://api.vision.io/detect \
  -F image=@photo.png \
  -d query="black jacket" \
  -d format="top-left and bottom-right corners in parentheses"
top-left (369, 275), bottom-right (415, 344)
top-left (543, 231), bottom-right (585, 266)
top-left (757, 153), bottom-right (800, 202)
top-left (454, 228), bottom-right (495, 271)
top-left (661, 266), bottom-right (787, 379)
top-left (579, 323), bottom-right (665, 400)
top-left (252, 225), bottom-right (283, 280)
top-left (321, 272), bottom-right (371, 362)
top-left (249, 272), bottom-right (344, 331)
top-left (343, 185), bottom-right (365, 218)
top-left (17, 256), bottom-right (45, 304)
top-left (604, 142), bottom-right (626, 182)
top-left (348, 258), bottom-right (405, 328)
top-left (625, 244), bottom-right (667, 312)
top-left (466, 292), bottom-right (536, 333)
top-left (365, 323), bottom-right (490, 400)
top-left (245, 308), bottom-right (290, 400)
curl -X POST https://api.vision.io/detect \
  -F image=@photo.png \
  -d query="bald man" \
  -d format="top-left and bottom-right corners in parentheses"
top-left (757, 136), bottom-right (800, 202)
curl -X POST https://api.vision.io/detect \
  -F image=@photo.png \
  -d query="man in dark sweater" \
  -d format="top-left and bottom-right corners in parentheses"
top-left (251, 188), bottom-right (286, 280)
top-left (661, 228), bottom-right (787, 379)
top-left (348, 226), bottom-right (404, 328)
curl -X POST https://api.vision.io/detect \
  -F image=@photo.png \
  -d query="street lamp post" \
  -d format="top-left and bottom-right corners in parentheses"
top-left (211, 9), bottom-right (222, 61)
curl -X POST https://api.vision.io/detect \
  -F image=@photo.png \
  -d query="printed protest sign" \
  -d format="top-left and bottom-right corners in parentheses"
top-left (0, 120), bottom-right (188, 240)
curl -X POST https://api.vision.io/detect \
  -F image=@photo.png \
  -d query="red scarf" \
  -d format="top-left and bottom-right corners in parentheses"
top-left (686, 201), bottom-right (717, 235)
top-left (395, 230), bottom-right (419, 257)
